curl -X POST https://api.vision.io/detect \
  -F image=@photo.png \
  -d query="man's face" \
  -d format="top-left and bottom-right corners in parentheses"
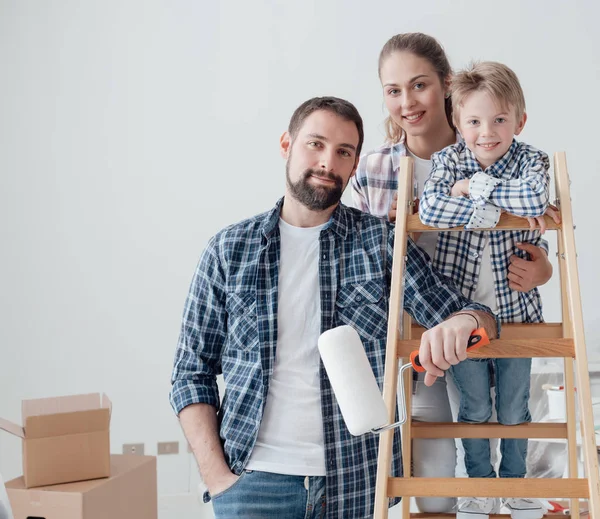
top-left (281, 110), bottom-right (359, 211)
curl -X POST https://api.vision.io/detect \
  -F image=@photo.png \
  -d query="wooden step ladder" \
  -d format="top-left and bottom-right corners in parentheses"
top-left (374, 152), bottom-right (600, 519)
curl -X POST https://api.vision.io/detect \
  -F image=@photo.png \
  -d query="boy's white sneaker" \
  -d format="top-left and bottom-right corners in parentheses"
top-left (457, 497), bottom-right (501, 519)
top-left (503, 498), bottom-right (546, 519)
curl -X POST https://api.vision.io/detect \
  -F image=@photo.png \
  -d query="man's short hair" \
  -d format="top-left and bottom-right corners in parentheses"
top-left (451, 62), bottom-right (526, 120)
top-left (288, 97), bottom-right (364, 158)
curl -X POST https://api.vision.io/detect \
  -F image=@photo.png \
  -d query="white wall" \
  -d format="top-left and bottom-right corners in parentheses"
top-left (1, 0), bottom-right (599, 505)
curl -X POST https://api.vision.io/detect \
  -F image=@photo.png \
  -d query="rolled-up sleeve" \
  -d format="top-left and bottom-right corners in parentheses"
top-left (170, 236), bottom-right (226, 415)
top-left (474, 151), bottom-right (550, 218)
top-left (420, 149), bottom-right (479, 228)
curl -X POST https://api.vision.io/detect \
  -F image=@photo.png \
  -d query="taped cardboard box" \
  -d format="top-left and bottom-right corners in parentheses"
top-left (5, 454), bottom-right (157, 519)
top-left (0, 393), bottom-right (111, 488)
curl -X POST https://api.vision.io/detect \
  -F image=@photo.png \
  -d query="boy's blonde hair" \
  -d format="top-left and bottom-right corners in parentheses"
top-left (451, 61), bottom-right (526, 122)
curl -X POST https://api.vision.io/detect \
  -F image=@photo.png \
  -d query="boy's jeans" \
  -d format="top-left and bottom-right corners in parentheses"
top-left (449, 358), bottom-right (532, 479)
top-left (210, 470), bottom-right (326, 519)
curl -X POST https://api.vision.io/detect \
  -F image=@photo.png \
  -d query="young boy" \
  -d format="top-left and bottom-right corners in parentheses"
top-left (419, 62), bottom-right (551, 519)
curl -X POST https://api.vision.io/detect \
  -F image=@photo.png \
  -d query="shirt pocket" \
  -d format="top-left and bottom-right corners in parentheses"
top-left (225, 291), bottom-right (258, 352)
top-left (335, 279), bottom-right (387, 341)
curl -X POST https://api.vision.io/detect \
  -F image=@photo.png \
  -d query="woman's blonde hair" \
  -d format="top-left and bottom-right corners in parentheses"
top-left (451, 61), bottom-right (526, 122)
top-left (378, 33), bottom-right (453, 143)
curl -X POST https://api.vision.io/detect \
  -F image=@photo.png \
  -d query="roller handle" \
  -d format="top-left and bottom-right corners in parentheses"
top-left (410, 327), bottom-right (490, 373)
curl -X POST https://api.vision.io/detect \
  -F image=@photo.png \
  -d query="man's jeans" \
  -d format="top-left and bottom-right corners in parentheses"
top-left (449, 358), bottom-right (532, 479)
top-left (210, 470), bottom-right (326, 519)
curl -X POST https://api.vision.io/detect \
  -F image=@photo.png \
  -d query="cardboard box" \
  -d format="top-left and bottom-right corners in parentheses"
top-left (0, 393), bottom-right (111, 488)
top-left (5, 455), bottom-right (157, 519)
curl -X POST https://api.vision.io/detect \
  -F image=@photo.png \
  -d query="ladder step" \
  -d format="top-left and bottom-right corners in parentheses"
top-left (387, 478), bottom-right (589, 498)
top-left (410, 323), bottom-right (564, 340)
top-left (411, 422), bottom-right (568, 439)
top-left (407, 213), bottom-right (560, 233)
top-left (397, 338), bottom-right (574, 358)
top-left (410, 515), bottom-right (571, 519)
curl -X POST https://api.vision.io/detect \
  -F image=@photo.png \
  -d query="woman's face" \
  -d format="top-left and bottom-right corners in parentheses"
top-left (380, 51), bottom-right (449, 139)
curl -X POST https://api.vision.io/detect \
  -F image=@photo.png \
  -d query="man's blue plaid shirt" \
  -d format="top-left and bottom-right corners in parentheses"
top-left (170, 197), bottom-right (494, 519)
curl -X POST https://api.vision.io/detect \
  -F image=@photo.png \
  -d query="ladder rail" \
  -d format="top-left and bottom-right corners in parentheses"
top-left (556, 155), bottom-right (580, 519)
top-left (401, 312), bottom-right (413, 519)
top-left (373, 157), bottom-right (414, 519)
top-left (554, 152), bottom-right (600, 516)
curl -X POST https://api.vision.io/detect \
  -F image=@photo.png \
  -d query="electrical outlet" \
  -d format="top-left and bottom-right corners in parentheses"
top-left (123, 443), bottom-right (145, 456)
top-left (157, 441), bottom-right (179, 455)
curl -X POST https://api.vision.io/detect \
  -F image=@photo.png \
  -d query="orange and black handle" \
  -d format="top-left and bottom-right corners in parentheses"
top-left (410, 327), bottom-right (490, 373)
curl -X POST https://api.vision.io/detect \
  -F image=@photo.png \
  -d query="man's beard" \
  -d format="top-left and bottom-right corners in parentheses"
top-left (286, 162), bottom-right (344, 211)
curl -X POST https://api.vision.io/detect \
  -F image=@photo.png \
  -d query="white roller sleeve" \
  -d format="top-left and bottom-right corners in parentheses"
top-left (318, 325), bottom-right (388, 436)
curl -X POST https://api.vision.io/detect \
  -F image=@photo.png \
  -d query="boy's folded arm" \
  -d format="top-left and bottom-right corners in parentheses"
top-left (419, 153), bottom-right (475, 228)
top-left (469, 152), bottom-right (551, 218)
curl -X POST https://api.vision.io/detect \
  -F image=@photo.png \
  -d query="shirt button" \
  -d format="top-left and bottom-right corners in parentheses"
top-left (322, 253), bottom-right (328, 260)
top-left (355, 295), bottom-right (362, 302)
top-left (471, 252), bottom-right (479, 258)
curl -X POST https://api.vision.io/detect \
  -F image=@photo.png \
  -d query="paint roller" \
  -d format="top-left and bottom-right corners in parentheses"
top-left (318, 325), bottom-right (489, 436)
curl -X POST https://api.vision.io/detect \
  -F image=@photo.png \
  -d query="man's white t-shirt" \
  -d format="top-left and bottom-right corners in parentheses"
top-left (245, 218), bottom-right (327, 475)
top-left (408, 149), bottom-right (498, 313)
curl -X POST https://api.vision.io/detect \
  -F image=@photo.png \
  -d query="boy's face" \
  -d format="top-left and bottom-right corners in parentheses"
top-left (455, 90), bottom-right (527, 169)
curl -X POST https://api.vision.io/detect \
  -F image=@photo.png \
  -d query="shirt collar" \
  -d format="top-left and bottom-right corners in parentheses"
top-left (260, 197), bottom-right (349, 241)
top-left (463, 139), bottom-right (519, 177)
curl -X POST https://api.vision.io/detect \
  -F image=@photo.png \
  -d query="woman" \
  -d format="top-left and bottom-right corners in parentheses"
top-left (350, 33), bottom-right (554, 513)
top-left (352, 33), bottom-right (461, 513)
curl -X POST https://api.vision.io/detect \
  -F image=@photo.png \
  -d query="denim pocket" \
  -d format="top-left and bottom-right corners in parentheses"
top-left (210, 470), bottom-right (250, 501)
